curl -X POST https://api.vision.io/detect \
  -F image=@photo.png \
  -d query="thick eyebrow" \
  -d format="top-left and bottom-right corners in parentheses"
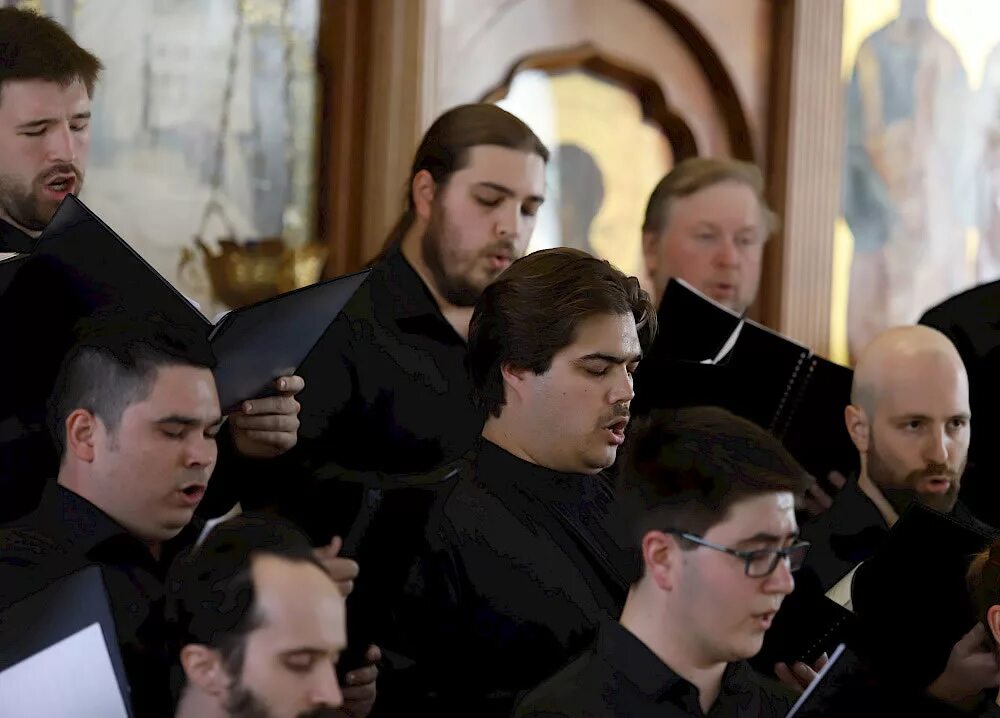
top-left (576, 352), bottom-right (643, 365)
top-left (156, 414), bottom-right (224, 428)
top-left (474, 181), bottom-right (545, 205)
top-left (16, 111), bottom-right (91, 131)
top-left (734, 531), bottom-right (799, 547)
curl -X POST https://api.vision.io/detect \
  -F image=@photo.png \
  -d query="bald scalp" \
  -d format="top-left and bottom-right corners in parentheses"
top-left (851, 326), bottom-right (966, 418)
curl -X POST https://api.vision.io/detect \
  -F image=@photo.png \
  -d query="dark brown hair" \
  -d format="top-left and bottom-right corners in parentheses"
top-left (0, 8), bottom-right (102, 102)
top-left (967, 536), bottom-right (1000, 641)
top-left (642, 157), bottom-right (778, 236)
top-left (467, 247), bottom-right (656, 418)
top-left (619, 406), bottom-right (811, 583)
top-left (376, 103), bottom-right (549, 258)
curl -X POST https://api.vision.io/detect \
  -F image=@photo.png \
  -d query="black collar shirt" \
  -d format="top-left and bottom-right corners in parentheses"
top-left (205, 243), bottom-right (483, 539)
top-left (514, 620), bottom-right (795, 718)
top-left (0, 481), bottom-right (202, 718)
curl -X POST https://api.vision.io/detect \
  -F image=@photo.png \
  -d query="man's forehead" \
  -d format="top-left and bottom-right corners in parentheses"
top-left (456, 145), bottom-right (546, 191)
top-left (710, 491), bottom-right (798, 538)
top-left (567, 313), bottom-right (640, 354)
top-left (0, 78), bottom-right (90, 118)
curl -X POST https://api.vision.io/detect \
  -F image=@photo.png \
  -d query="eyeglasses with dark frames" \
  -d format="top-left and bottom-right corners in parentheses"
top-left (663, 530), bottom-right (811, 578)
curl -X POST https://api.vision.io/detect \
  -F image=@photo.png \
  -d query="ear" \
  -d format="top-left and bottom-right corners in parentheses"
top-left (985, 607), bottom-right (1000, 649)
top-left (65, 409), bottom-right (98, 462)
top-left (844, 404), bottom-right (870, 453)
top-left (411, 169), bottom-right (438, 222)
top-left (641, 530), bottom-right (681, 592)
top-left (499, 362), bottom-right (532, 405)
top-left (180, 644), bottom-right (230, 697)
top-left (641, 230), bottom-right (661, 273)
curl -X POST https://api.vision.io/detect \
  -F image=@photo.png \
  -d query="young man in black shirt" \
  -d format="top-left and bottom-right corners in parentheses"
top-left (211, 103), bottom-right (550, 539)
top-left (515, 407), bottom-right (810, 718)
top-left (357, 248), bottom-right (655, 717)
top-left (0, 315), bottom-right (223, 717)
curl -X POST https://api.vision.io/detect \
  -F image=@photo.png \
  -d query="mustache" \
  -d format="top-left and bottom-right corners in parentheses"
top-left (482, 239), bottom-right (518, 257)
top-left (907, 463), bottom-right (960, 483)
top-left (36, 163), bottom-right (82, 184)
top-left (297, 708), bottom-right (342, 718)
top-left (601, 403), bottom-right (630, 426)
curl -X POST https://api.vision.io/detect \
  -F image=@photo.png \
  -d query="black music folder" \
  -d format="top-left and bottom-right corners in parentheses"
top-left (0, 192), bottom-right (370, 425)
top-left (851, 503), bottom-right (996, 689)
top-left (0, 565), bottom-right (133, 716)
top-left (633, 278), bottom-right (858, 481)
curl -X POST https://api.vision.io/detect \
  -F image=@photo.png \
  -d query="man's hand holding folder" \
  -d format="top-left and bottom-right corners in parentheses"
top-left (229, 374), bottom-right (304, 458)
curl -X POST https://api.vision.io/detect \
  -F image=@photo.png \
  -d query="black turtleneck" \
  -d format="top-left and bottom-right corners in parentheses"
top-left (366, 438), bottom-right (632, 718)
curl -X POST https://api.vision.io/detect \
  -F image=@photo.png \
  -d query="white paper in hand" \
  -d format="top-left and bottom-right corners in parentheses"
top-left (0, 622), bottom-right (129, 718)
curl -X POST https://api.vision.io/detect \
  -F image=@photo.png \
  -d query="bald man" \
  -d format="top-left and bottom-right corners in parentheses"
top-left (800, 325), bottom-right (992, 592)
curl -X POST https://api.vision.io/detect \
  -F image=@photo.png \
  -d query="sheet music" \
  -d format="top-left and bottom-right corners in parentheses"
top-left (0, 622), bottom-right (129, 718)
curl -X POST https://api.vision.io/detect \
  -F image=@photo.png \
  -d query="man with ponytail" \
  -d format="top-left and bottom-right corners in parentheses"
top-left (205, 104), bottom-right (549, 541)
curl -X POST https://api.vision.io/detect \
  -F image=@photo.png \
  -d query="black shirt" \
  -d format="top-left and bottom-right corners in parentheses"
top-left (0, 481), bottom-right (202, 718)
top-left (514, 620), bottom-right (795, 718)
top-left (800, 475), bottom-right (991, 592)
top-left (367, 439), bottom-right (632, 718)
top-left (201, 243), bottom-right (483, 540)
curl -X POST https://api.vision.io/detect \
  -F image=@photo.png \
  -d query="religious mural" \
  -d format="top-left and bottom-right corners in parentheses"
top-left (11, 0), bottom-right (319, 316)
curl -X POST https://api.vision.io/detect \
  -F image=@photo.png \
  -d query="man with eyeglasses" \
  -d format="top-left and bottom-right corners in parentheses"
top-left (514, 406), bottom-right (812, 718)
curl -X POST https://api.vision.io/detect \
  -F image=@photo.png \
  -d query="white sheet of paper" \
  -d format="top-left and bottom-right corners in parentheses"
top-left (0, 622), bottom-right (129, 718)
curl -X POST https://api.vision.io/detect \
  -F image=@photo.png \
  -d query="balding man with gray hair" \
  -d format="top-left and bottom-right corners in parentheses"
top-left (800, 325), bottom-right (992, 592)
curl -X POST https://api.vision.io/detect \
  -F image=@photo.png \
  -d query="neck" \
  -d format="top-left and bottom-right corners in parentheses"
top-left (620, 583), bottom-right (727, 714)
top-left (57, 470), bottom-right (164, 559)
top-left (0, 208), bottom-right (42, 239)
top-left (481, 415), bottom-right (543, 467)
top-left (174, 686), bottom-right (222, 718)
top-left (857, 470), bottom-right (900, 528)
top-left (400, 222), bottom-right (474, 341)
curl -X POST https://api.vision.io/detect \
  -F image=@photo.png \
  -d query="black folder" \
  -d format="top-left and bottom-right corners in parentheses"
top-left (633, 279), bottom-right (858, 482)
top-left (850, 503), bottom-right (996, 689)
top-left (0, 193), bottom-right (370, 426)
top-left (0, 565), bottom-right (133, 716)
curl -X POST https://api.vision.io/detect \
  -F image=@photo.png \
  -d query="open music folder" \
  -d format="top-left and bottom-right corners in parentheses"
top-left (0, 566), bottom-right (132, 717)
top-left (0, 192), bottom-right (370, 427)
top-left (633, 277), bottom-right (858, 482)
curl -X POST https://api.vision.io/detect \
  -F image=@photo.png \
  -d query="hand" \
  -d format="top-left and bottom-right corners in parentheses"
top-left (229, 375), bottom-right (304, 459)
top-left (775, 653), bottom-right (828, 694)
top-left (314, 536), bottom-right (360, 596)
top-left (927, 623), bottom-right (999, 707)
top-left (800, 471), bottom-right (847, 519)
top-left (336, 645), bottom-right (380, 718)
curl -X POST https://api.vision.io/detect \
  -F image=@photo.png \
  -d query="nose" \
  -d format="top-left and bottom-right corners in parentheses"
top-left (46, 122), bottom-right (76, 164)
top-left (924, 425), bottom-right (949, 466)
top-left (764, 556), bottom-right (795, 595)
top-left (608, 366), bottom-right (635, 405)
top-left (496, 202), bottom-right (521, 241)
top-left (713, 236), bottom-right (740, 268)
top-left (310, 660), bottom-right (344, 708)
top-left (184, 435), bottom-right (217, 469)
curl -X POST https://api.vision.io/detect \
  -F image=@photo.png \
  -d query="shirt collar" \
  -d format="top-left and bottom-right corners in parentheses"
top-left (596, 621), bottom-right (757, 703)
top-left (380, 242), bottom-right (448, 323)
top-left (36, 481), bottom-right (202, 568)
top-left (474, 437), bottom-right (605, 505)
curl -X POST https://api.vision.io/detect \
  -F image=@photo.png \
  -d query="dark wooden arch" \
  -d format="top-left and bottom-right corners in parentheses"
top-left (636, 0), bottom-right (755, 162)
top-left (480, 43), bottom-right (699, 163)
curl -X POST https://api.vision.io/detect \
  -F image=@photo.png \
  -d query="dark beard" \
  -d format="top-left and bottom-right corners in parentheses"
top-left (225, 682), bottom-right (341, 718)
top-left (867, 437), bottom-right (961, 516)
top-left (0, 164), bottom-right (82, 231)
top-left (421, 222), bottom-right (484, 307)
